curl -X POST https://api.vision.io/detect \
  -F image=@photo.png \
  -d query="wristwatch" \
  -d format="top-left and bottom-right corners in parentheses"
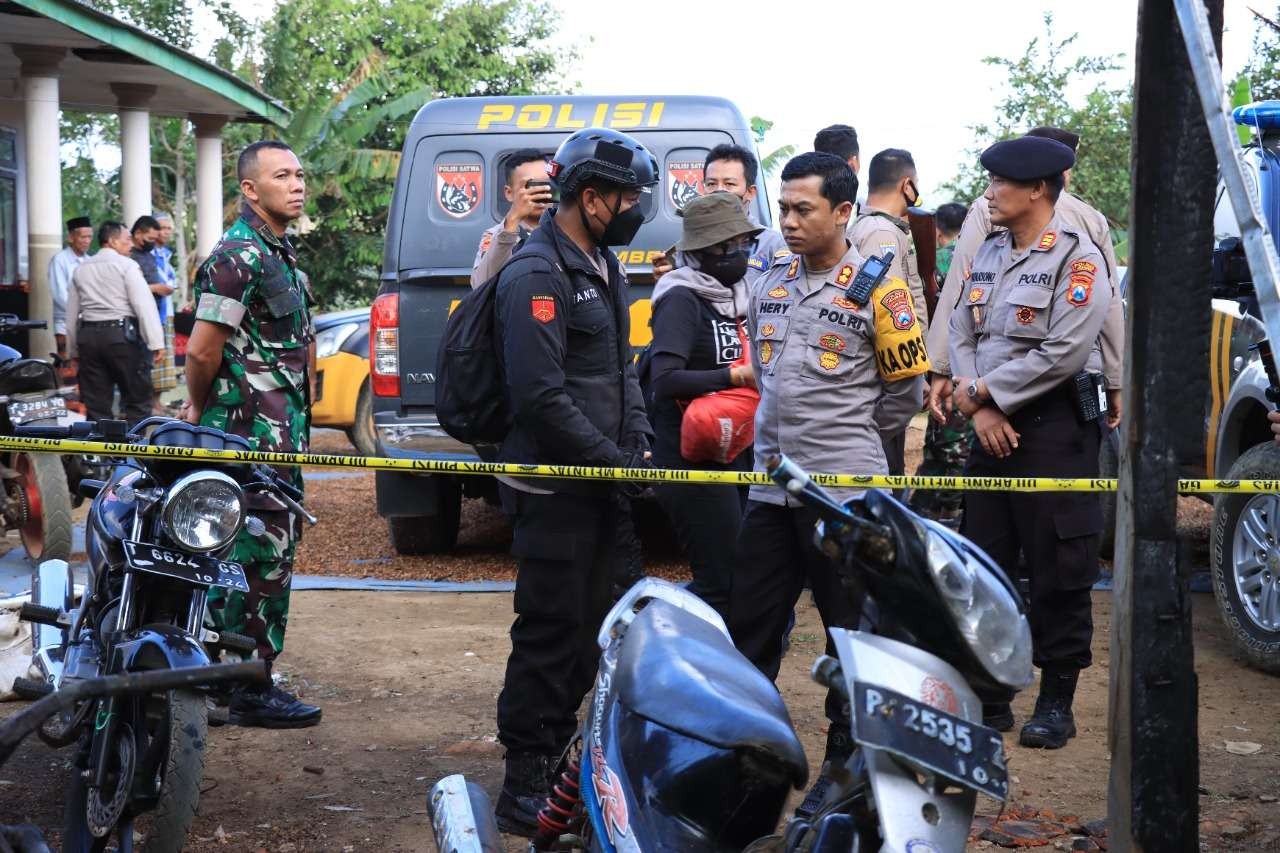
top-left (967, 380), bottom-right (981, 401)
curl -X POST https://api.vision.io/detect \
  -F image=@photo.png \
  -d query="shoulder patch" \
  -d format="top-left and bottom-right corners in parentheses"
top-left (478, 230), bottom-right (494, 254)
top-left (871, 277), bottom-right (931, 382)
top-left (747, 256), bottom-right (766, 271)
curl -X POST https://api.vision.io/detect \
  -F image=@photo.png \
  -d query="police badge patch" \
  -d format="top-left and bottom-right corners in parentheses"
top-left (437, 163), bottom-right (483, 218)
top-left (879, 287), bottom-right (916, 331)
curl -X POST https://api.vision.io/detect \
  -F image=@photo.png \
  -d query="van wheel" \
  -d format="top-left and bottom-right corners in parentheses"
top-left (1211, 442), bottom-right (1280, 674)
top-left (346, 380), bottom-right (377, 456)
top-left (1098, 430), bottom-right (1119, 560)
top-left (388, 478), bottom-right (461, 554)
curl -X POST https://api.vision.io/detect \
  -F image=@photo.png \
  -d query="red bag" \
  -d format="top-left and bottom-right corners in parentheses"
top-left (679, 320), bottom-right (759, 464)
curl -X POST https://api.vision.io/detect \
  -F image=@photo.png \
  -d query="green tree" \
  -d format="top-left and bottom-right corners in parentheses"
top-left (751, 116), bottom-right (797, 178)
top-left (941, 14), bottom-right (1132, 231)
top-left (1244, 7), bottom-right (1280, 102)
top-left (255, 0), bottom-right (568, 307)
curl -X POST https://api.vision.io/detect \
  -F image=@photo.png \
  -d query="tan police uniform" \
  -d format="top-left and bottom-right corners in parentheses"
top-left (847, 208), bottom-right (929, 333)
top-left (729, 242), bottom-right (931, 734)
top-left (948, 213), bottom-right (1109, 673)
top-left (928, 193), bottom-right (1123, 389)
top-left (470, 220), bottom-right (532, 288)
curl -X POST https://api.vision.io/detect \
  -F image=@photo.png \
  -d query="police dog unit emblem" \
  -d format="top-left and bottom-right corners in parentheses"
top-left (879, 288), bottom-right (915, 331)
top-left (436, 163), bottom-right (483, 218)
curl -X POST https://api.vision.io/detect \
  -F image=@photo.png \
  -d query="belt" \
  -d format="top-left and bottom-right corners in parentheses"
top-left (79, 318), bottom-right (134, 328)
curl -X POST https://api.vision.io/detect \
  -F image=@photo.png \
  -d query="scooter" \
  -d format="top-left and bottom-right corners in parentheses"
top-left (429, 455), bottom-right (1033, 852)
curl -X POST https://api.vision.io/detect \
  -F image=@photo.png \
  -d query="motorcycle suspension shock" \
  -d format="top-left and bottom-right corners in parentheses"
top-left (533, 756), bottom-right (583, 850)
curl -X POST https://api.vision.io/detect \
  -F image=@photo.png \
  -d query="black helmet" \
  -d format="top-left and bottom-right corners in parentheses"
top-left (548, 128), bottom-right (659, 197)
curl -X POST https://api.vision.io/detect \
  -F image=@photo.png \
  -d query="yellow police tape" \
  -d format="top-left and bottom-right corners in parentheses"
top-left (1, 435), bottom-right (1279, 494)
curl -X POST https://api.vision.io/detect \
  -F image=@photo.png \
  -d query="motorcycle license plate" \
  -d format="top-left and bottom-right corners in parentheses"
top-left (8, 396), bottom-right (65, 425)
top-left (122, 541), bottom-right (249, 593)
top-left (852, 682), bottom-right (1009, 801)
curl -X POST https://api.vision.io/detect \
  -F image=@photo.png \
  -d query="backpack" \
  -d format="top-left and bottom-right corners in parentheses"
top-left (435, 246), bottom-right (560, 445)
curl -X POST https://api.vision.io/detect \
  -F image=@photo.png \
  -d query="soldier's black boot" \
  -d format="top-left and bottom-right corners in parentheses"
top-left (795, 726), bottom-right (853, 820)
top-left (982, 702), bottom-right (1015, 732)
top-left (494, 752), bottom-right (553, 838)
top-left (1018, 668), bottom-right (1079, 749)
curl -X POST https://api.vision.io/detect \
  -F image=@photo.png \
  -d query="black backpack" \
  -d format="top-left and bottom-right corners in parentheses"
top-left (435, 246), bottom-right (561, 445)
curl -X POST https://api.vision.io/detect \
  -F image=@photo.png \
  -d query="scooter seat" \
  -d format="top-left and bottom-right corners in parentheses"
top-left (613, 600), bottom-right (808, 787)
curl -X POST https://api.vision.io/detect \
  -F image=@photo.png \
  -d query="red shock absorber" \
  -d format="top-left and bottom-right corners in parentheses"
top-left (533, 757), bottom-right (583, 849)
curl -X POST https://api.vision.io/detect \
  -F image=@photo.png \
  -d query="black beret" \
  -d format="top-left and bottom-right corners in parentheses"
top-left (980, 137), bottom-right (1076, 181)
top-left (65, 216), bottom-right (91, 231)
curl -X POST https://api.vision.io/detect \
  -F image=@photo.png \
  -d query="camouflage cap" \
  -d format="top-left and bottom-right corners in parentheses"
top-left (676, 191), bottom-right (764, 252)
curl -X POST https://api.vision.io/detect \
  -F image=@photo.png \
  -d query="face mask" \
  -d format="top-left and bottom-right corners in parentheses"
top-left (904, 181), bottom-right (921, 208)
top-left (584, 191), bottom-right (646, 247)
top-left (698, 249), bottom-right (749, 286)
top-left (140, 240), bottom-right (157, 251)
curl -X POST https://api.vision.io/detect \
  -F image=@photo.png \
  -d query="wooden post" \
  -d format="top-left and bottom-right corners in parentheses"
top-left (1108, 0), bottom-right (1222, 848)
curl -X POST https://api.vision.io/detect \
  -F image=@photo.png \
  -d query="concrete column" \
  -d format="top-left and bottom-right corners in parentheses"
top-left (112, 83), bottom-right (157, 226)
top-left (190, 114), bottom-right (228, 260)
top-left (14, 46), bottom-right (65, 357)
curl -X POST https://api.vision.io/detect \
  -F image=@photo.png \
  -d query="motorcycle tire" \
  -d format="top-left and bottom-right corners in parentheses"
top-left (139, 689), bottom-right (207, 853)
top-left (15, 452), bottom-right (72, 565)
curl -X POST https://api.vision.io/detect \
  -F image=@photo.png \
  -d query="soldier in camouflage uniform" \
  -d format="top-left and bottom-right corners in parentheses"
top-left (909, 201), bottom-right (972, 525)
top-left (183, 140), bottom-right (321, 728)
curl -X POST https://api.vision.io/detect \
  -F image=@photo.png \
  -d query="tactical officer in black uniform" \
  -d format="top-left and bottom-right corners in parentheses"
top-left (944, 136), bottom-right (1111, 749)
top-left (492, 128), bottom-right (657, 835)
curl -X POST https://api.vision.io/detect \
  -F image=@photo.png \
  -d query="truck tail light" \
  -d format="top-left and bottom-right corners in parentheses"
top-left (370, 292), bottom-right (400, 397)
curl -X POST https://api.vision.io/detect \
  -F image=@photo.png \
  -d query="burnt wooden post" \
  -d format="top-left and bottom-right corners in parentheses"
top-left (1108, 0), bottom-right (1222, 848)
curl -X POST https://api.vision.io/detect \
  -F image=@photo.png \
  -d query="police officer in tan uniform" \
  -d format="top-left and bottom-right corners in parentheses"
top-left (470, 149), bottom-right (553, 288)
top-left (946, 136), bottom-right (1110, 750)
top-left (848, 148), bottom-right (929, 477)
top-left (729, 151), bottom-right (930, 815)
top-left (928, 127), bottom-right (1125, 428)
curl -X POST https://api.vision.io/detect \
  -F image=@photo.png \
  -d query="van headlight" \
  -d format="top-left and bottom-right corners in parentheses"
top-left (161, 471), bottom-right (245, 552)
top-left (922, 521), bottom-right (1034, 690)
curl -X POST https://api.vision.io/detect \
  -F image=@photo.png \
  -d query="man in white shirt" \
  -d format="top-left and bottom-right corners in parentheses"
top-left (47, 216), bottom-right (93, 355)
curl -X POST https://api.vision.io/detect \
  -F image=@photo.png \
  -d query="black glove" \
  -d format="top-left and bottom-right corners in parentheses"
top-left (614, 434), bottom-right (654, 499)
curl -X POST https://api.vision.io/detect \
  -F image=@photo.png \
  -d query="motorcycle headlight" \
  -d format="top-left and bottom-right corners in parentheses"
top-left (922, 520), bottom-right (1034, 690)
top-left (161, 471), bottom-right (245, 553)
top-left (315, 322), bottom-right (360, 359)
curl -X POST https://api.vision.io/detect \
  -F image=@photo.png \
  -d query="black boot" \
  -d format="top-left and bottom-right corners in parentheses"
top-left (795, 726), bottom-right (853, 820)
top-left (983, 702), bottom-right (1015, 732)
top-left (495, 752), bottom-right (554, 837)
top-left (226, 683), bottom-right (322, 729)
top-left (1019, 668), bottom-right (1079, 749)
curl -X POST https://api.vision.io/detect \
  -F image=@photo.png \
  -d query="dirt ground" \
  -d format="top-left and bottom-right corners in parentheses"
top-left (1, 422), bottom-right (1277, 851)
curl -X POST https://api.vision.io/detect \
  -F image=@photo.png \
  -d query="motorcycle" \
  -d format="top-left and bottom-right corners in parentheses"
top-left (0, 662), bottom-right (268, 853)
top-left (429, 455), bottom-right (1034, 853)
top-left (16, 416), bottom-right (315, 852)
top-left (0, 314), bottom-right (76, 564)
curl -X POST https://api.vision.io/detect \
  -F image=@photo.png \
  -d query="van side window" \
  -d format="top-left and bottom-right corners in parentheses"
top-left (493, 149), bottom-right (555, 223)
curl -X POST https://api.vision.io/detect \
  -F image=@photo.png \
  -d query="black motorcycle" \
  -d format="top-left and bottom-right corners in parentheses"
top-left (17, 417), bottom-right (313, 852)
top-left (0, 314), bottom-right (75, 564)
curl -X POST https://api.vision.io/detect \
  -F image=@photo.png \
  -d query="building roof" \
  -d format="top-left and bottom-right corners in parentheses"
top-left (0, 0), bottom-right (289, 126)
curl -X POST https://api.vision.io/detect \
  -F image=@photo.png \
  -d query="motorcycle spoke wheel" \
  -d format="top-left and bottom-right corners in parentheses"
top-left (86, 723), bottom-right (136, 838)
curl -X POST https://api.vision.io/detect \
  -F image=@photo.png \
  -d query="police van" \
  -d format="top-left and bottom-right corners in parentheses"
top-left (371, 95), bottom-right (770, 553)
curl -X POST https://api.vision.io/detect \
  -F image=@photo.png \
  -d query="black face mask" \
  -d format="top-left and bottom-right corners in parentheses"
top-left (139, 240), bottom-right (157, 252)
top-left (698, 249), bottom-right (749, 286)
top-left (584, 191), bottom-right (646, 247)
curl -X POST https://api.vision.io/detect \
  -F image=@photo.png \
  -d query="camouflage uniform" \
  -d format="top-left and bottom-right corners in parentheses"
top-left (910, 238), bottom-right (971, 523)
top-left (195, 200), bottom-right (313, 662)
